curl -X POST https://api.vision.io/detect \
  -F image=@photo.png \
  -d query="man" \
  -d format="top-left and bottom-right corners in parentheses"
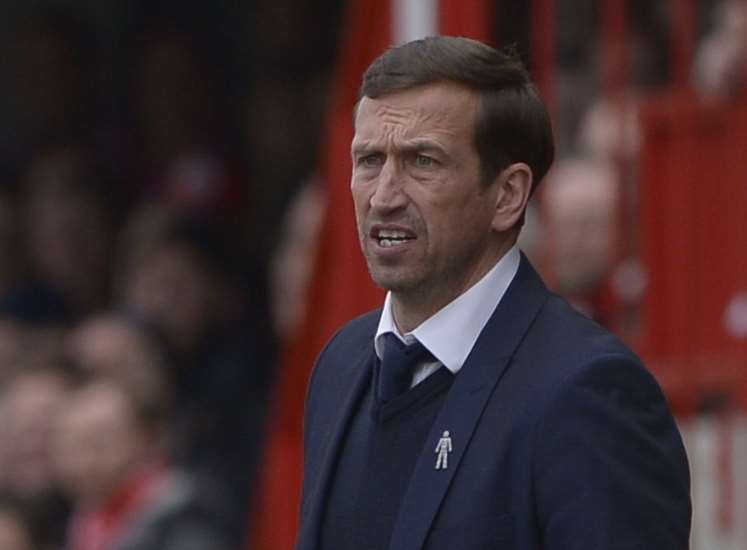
top-left (54, 378), bottom-right (232, 550)
top-left (297, 36), bottom-right (690, 550)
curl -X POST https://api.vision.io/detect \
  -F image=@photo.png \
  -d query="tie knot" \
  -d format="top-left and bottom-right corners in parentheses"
top-left (377, 334), bottom-right (433, 402)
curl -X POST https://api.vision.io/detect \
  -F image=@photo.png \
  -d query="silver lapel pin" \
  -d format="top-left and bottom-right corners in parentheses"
top-left (435, 430), bottom-right (452, 470)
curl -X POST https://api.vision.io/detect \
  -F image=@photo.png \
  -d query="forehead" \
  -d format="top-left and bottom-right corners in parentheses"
top-left (353, 82), bottom-right (478, 143)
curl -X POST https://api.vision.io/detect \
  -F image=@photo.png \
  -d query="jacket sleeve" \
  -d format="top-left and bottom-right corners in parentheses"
top-left (532, 353), bottom-right (691, 549)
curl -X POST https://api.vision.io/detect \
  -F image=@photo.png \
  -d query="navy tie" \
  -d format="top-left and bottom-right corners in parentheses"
top-left (377, 334), bottom-right (434, 402)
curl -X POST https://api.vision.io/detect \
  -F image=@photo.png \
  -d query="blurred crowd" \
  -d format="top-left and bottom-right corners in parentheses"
top-left (523, 0), bottom-right (747, 332)
top-left (0, 3), bottom-right (311, 549)
top-left (0, 0), bottom-right (744, 549)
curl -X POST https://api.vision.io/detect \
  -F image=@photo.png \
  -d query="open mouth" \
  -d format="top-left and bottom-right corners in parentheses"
top-left (374, 228), bottom-right (415, 248)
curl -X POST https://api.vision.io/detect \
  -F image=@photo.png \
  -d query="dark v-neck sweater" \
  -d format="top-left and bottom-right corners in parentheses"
top-left (318, 365), bottom-right (455, 550)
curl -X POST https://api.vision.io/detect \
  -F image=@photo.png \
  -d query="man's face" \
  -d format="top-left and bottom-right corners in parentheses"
top-left (351, 83), bottom-right (500, 308)
top-left (53, 383), bottom-right (148, 507)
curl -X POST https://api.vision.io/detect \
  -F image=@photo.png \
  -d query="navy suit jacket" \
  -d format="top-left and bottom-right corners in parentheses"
top-left (296, 254), bottom-right (691, 550)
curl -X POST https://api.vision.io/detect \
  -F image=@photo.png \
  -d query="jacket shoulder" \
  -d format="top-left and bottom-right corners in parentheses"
top-left (314, 309), bottom-right (381, 374)
top-left (305, 309), bottom-right (380, 406)
top-left (321, 309), bottom-right (381, 360)
top-left (527, 292), bottom-right (639, 367)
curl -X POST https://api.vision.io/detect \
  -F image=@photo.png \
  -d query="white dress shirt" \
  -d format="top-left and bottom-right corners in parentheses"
top-left (374, 246), bottom-right (521, 387)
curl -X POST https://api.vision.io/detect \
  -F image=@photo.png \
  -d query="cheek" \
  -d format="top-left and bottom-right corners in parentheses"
top-left (435, 198), bottom-right (491, 243)
top-left (351, 180), bottom-right (370, 205)
top-left (352, 195), bottom-right (367, 219)
top-left (351, 185), bottom-right (372, 224)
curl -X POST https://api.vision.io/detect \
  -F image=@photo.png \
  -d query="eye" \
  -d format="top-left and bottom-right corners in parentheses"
top-left (357, 153), bottom-right (384, 167)
top-left (414, 154), bottom-right (436, 167)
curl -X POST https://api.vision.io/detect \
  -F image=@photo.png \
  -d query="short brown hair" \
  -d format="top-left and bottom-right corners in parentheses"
top-left (359, 36), bottom-right (554, 191)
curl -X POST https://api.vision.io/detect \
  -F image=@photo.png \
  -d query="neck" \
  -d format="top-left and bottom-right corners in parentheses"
top-left (391, 240), bottom-right (515, 333)
top-left (391, 292), bottom-right (452, 334)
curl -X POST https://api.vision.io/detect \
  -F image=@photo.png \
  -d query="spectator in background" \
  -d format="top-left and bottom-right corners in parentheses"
top-left (124, 26), bottom-right (247, 222)
top-left (0, 284), bottom-right (71, 387)
top-left (116, 206), bottom-right (274, 544)
top-left (0, 199), bottom-right (74, 375)
top-left (67, 313), bottom-right (170, 415)
top-left (269, 178), bottom-right (326, 341)
top-left (53, 378), bottom-right (231, 550)
top-left (0, 311), bottom-right (68, 385)
top-left (0, 493), bottom-right (36, 550)
top-left (542, 158), bottom-right (620, 325)
top-left (692, 0), bottom-right (747, 100)
top-left (562, 3), bottom-right (673, 335)
top-left (20, 144), bottom-right (120, 319)
top-left (0, 366), bottom-right (72, 550)
top-left (0, 367), bottom-right (70, 500)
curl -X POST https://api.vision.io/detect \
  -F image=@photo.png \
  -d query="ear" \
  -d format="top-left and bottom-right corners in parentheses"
top-left (491, 163), bottom-right (533, 232)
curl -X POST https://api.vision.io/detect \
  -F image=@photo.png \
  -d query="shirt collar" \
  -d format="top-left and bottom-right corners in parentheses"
top-left (375, 246), bottom-right (520, 374)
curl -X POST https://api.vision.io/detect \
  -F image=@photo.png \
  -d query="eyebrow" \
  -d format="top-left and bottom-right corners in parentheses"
top-left (401, 140), bottom-right (446, 156)
top-left (350, 141), bottom-right (375, 157)
top-left (351, 139), bottom-right (446, 158)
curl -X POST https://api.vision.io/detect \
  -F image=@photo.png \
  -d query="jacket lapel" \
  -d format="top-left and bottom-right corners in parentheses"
top-left (388, 254), bottom-right (549, 550)
top-left (296, 343), bottom-right (376, 550)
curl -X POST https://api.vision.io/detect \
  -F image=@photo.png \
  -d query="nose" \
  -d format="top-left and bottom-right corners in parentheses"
top-left (369, 160), bottom-right (408, 213)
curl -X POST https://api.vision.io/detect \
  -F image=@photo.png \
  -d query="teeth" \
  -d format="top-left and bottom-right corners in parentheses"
top-left (378, 229), bottom-right (409, 239)
top-left (380, 239), bottom-right (402, 248)
top-left (376, 228), bottom-right (413, 248)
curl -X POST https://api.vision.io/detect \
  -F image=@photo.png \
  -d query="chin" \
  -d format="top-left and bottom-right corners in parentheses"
top-left (365, 256), bottom-right (428, 291)
top-left (370, 271), bottom-right (419, 294)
